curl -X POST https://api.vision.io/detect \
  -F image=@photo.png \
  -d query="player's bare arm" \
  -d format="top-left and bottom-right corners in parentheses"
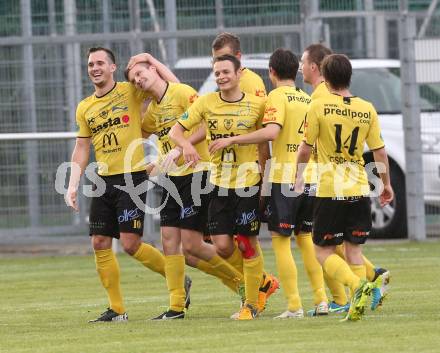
top-left (66, 137), bottom-right (91, 211)
top-left (294, 141), bottom-right (312, 193)
top-left (372, 147), bottom-right (394, 206)
top-left (126, 53), bottom-right (180, 83)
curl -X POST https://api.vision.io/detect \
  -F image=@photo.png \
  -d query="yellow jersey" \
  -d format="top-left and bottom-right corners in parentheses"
top-left (304, 93), bottom-right (384, 197)
top-left (141, 82), bottom-right (209, 176)
top-left (76, 82), bottom-right (148, 176)
top-left (240, 68), bottom-right (267, 98)
top-left (262, 86), bottom-right (311, 183)
top-left (178, 92), bottom-right (265, 189)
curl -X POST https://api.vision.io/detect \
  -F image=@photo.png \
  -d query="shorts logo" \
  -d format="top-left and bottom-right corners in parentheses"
top-left (103, 132), bottom-right (118, 147)
top-left (279, 222), bottom-right (294, 229)
top-left (352, 230), bottom-right (369, 237)
top-left (323, 232), bottom-right (343, 240)
top-left (224, 119), bottom-right (233, 130)
top-left (236, 209), bottom-right (257, 226)
top-left (180, 205), bottom-right (197, 219)
top-left (208, 119), bottom-right (218, 129)
top-left (118, 208), bottom-right (141, 223)
top-left (221, 147), bottom-right (236, 162)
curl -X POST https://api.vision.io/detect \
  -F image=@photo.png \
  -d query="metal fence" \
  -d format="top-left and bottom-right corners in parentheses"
top-left (0, 0), bottom-right (439, 239)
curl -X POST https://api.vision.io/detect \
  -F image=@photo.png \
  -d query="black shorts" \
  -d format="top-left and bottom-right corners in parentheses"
top-left (312, 196), bottom-right (372, 246)
top-left (89, 171), bottom-right (148, 238)
top-left (294, 183), bottom-right (317, 235)
top-left (208, 184), bottom-right (261, 237)
top-left (265, 183), bottom-right (300, 236)
top-left (160, 171), bottom-right (209, 233)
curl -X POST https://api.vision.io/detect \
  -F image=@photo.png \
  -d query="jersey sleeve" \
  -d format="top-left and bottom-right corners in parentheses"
top-left (141, 109), bottom-right (156, 134)
top-left (179, 84), bottom-right (198, 110)
top-left (75, 103), bottom-right (92, 138)
top-left (178, 95), bottom-right (204, 131)
top-left (128, 82), bottom-right (152, 104)
top-left (366, 107), bottom-right (385, 150)
top-left (254, 76), bottom-right (267, 98)
top-left (262, 91), bottom-right (285, 128)
top-left (303, 102), bottom-right (320, 146)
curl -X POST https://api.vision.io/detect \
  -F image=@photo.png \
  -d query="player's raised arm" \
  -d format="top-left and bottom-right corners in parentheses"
top-left (126, 53), bottom-right (179, 83)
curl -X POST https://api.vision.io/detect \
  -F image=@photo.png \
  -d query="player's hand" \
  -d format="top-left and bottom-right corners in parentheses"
top-left (65, 186), bottom-right (79, 212)
top-left (161, 147), bottom-right (182, 172)
top-left (183, 144), bottom-right (201, 167)
top-left (209, 138), bottom-right (233, 154)
top-left (379, 183), bottom-right (394, 207)
top-left (126, 53), bottom-right (152, 70)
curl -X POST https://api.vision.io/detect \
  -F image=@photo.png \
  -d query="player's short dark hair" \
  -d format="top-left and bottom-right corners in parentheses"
top-left (87, 47), bottom-right (116, 64)
top-left (212, 32), bottom-right (241, 54)
top-left (212, 54), bottom-right (241, 72)
top-left (269, 48), bottom-right (299, 81)
top-left (304, 44), bottom-right (333, 73)
top-left (321, 54), bottom-right (352, 90)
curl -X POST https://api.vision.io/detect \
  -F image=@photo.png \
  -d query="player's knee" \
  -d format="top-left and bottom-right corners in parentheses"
top-left (236, 235), bottom-right (256, 259)
top-left (91, 235), bottom-right (112, 251)
top-left (120, 238), bottom-right (140, 256)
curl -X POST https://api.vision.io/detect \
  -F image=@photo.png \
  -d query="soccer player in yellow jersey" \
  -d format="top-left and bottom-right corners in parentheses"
top-left (124, 57), bottom-right (244, 319)
top-left (209, 48), bottom-right (329, 319)
top-left (296, 54), bottom-right (393, 321)
top-left (212, 32), bottom-right (267, 98)
top-left (302, 44), bottom-right (390, 314)
top-left (65, 48), bottom-right (183, 322)
top-left (169, 54), bottom-right (267, 320)
top-left (212, 32), bottom-right (279, 311)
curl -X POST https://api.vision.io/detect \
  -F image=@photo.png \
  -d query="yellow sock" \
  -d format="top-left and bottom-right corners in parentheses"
top-left (362, 255), bottom-right (376, 281)
top-left (296, 233), bottom-right (328, 305)
top-left (349, 264), bottom-right (366, 297)
top-left (243, 255), bottom-right (264, 307)
top-left (133, 243), bottom-right (166, 277)
top-left (272, 235), bottom-right (302, 311)
top-left (165, 255), bottom-right (186, 312)
top-left (226, 244), bottom-right (244, 274)
top-left (95, 249), bottom-right (125, 314)
top-left (323, 254), bottom-right (360, 294)
top-left (324, 271), bottom-right (348, 305)
top-left (196, 260), bottom-right (238, 292)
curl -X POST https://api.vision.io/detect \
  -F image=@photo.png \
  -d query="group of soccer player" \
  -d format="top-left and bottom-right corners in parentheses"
top-left (66, 32), bottom-right (392, 323)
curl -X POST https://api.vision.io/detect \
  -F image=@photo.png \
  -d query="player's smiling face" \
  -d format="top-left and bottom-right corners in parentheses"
top-left (213, 60), bottom-right (240, 92)
top-left (87, 51), bottom-right (116, 87)
top-left (128, 63), bottom-right (157, 92)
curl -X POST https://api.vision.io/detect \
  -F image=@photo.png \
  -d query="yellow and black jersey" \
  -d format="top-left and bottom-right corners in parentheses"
top-left (311, 81), bottom-right (329, 100)
top-left (304, 81), bottom-right (331, 184)
top-left (262, 86), bottom-right (311, 183)
top-left (142, 82), bottom-right (209, 176)
top-left (76, 82), bottom-right (149, 176)
top-left (240, 68), bottom-right (266, 98)
top-left (178, 92), bottom-right (265, 189)
top-left (304, 93), bottom-right (384, 197)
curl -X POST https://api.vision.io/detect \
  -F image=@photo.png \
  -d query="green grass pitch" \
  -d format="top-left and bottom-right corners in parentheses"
top-left (1, 240), bottom-right (439, 353)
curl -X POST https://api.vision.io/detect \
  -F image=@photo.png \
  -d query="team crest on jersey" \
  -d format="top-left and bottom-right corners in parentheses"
top-left (224, 119), bottom-right (233, 130)
top-left (208, 119), bottom-right (218, 130)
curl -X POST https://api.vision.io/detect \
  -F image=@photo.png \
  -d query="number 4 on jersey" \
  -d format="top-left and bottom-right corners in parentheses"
top-left (334, 124), bottom-right (359, 156)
